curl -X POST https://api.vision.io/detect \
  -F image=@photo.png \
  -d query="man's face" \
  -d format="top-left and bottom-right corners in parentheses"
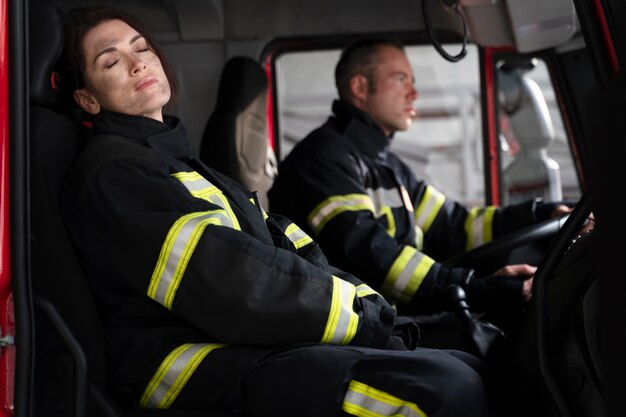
top-left (74, 19), bottom-right (171, 122)
top-left (359, 45), bottom-right (418, 136)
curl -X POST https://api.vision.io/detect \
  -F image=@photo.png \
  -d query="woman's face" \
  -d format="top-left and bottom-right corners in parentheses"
top-left (73, 19), bottom-right (171, 122)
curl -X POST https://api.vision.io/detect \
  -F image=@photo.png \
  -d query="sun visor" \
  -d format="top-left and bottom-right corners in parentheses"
top-left (505, 0), bottom-right (579, 52)
top-left (457, 0), bottom-right (515, 48)
top-left (445, 0), bottom-right (579, 52)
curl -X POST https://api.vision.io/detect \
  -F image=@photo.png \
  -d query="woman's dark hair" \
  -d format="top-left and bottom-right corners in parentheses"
top-left (335, 38), bottom-right (404, 100)
top-left (63, 5), bottom-right (179, 106)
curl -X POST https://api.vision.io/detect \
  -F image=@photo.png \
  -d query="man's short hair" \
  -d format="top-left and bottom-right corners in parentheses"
top-left (335, 38), bottom-right (405, 100)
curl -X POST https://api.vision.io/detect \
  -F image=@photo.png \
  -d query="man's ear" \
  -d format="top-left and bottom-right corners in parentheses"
top-left (349, 74), bottom-right (369, 104)
top-left (73, 89), bottom-right (101, 115)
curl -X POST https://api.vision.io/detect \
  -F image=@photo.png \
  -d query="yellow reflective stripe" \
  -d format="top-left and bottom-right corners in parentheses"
top-left (321, 276), bottom-right (359, 345)
top-left (414, 185), bottom-right (445, 233)
top-left (382, 246), bottom-right (435, 304)
top-left (147, 211), bottom-right (225, 308)
top-left (343, 380), bottom-right (427, 417)
top-left (414, 225), bottom-right (424, 250)
top-left (308, 194), bottom-right (375, 235)
top-left (285, 223), bottom-right (314, 249)
top-left (378, 206), bottom-right (396, 237)
top-left (249, 197), bottom-right (269, 219)
top-left (356, 284), bottom-right (379, 298)
top-left (171, 171), bottom-right (241, 230)
top-left (140, 343), bottom-right (225, 409)
top-left (464, 206), bottom-right (497, 250)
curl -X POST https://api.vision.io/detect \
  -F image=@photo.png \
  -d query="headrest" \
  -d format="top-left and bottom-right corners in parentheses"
top-left (214, 56), bottom-right (267, 114)
top-left (29, 1), bottom-right (66, 108)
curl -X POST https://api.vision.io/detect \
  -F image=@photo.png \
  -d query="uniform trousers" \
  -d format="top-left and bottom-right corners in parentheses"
top-left (169, 343), bottom-right (504, 417)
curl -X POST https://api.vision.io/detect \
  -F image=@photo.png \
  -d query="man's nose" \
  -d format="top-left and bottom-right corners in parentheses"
top-left (408, 84), bottom-right (418, 101)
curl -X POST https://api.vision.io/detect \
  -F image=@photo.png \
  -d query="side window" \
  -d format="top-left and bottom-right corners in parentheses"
top-left (496, 57), bottom-right (581, 204)
top-left (274, 44), bottom-right (484, 207)
top-left (274, 49), bottom-right (341, 157)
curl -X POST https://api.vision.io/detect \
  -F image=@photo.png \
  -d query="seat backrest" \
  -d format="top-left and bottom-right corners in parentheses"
top-left (29, 1), bottom-right (112, 415)
top-left (199, 56), bottom-right (277, 211)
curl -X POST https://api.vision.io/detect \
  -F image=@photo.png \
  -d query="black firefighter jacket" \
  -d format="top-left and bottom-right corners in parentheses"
top-left (60, 110), bottom-right (396, 403)
top-left (269, 100), bottom-right (547, 313)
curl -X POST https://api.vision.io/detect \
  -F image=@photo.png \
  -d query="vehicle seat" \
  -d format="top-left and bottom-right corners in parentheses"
top-left (199, 56), bottom-right (277, 211)
top-left (28, 2), bottom-right (252, 416)
top-left (29, 1), bottom-right (108, 415)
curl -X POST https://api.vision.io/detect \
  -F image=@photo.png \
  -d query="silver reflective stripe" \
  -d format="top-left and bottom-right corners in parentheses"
top-left (172, 171), bottom-right (210, 193)
top-left (285, 223), bottom-right (313, 249)
top-left (367, 186), bottom-right (405, 237)
top-left (355, 284), bottom-right (379, 298)
top-left (171, 171), bottom-right (241, 230)
top-left (321, 276), bottom-right (359, 345)
top-left (147, 211), bottom-right (226, 308)
top-left (415, 185), bottom-right (445, 233)
top-left (366, 186), bottom-right (404, 212)
top-left (308, 194), bottom-right (375, 235)
top-left (343, 380), bottom-right (427, 417)
top-left (464, 206), bottom-right (496, 250)
top-left (382, 246), bottom-right (435, 304)
top-left (140, 343), bottom-right (225, 409)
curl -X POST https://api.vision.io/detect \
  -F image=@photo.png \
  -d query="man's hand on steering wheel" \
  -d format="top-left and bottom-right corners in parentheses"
top-left (538, 201), bottom-right (595, 235)
top-left (464, 263), bottom-right (535, 314)
top-left (491, 263), bottom-right (536, 302)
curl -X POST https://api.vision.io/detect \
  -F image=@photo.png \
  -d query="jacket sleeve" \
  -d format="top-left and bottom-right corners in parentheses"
top-left (400, 161), bottom-right (540, 261)
top-left (63, 155), bottom-right (395, 348)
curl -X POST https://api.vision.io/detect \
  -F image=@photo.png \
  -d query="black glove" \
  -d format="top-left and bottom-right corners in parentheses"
top-left (464, 273), bottom-right (526, 315)
top-left (534, 199), bottom-right (576, 222)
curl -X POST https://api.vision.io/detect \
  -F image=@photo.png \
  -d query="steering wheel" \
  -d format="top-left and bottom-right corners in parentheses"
top-left (492, 192), bottom-right (599, 417)
top-left (527, 192), bottom-right (598, 417)
top-left (443, 211), bottom-right (572, 273)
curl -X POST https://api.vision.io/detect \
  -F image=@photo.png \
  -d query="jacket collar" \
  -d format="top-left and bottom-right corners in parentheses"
top-left (90, 110), bottom-right (195, 160)
top-left (331, 99), bottom-right (392, 161)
